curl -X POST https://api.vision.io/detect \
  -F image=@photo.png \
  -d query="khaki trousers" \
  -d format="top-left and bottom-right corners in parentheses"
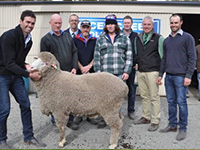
top-left (138, 71), bottom-right (161, 124)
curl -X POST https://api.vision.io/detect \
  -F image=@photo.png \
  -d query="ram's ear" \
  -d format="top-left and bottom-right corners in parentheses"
top-left (51, 64), bottom-right (59, 70)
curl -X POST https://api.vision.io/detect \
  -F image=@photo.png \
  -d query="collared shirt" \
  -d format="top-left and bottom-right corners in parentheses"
top-left (94, 32), bottom-right (133, 75)
top-left (49, 30), bottom-right (64, 36)
top-left (169, 29), bottom-right (183, 37)
top-left (25, 33), bottom-right (31, 48)
top-left (69, 29), bottom-right (79, 38)
top-left (78, 33), bottom-right (93, 43)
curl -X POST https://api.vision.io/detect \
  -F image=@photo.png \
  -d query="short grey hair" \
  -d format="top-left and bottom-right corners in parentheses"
top-left (143, 16), bottom-right (154, 25)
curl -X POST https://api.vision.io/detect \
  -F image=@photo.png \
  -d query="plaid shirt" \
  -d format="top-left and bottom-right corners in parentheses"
top-left (94, 32), bottom-right (133, 75)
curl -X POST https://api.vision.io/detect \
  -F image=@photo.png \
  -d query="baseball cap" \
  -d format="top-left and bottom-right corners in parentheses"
top-left (80, 20), bottom-right (91, 27)
top-left (105, 14), bottom-right (117, 25)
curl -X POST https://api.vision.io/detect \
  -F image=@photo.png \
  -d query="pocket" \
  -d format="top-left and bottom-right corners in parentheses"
top-left (117, 43), bottom-right (126, 54)
top-left (100, 45), bottom-right (107, 55)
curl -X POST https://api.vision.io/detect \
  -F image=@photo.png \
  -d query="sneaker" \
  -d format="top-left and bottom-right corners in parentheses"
top-left (128, 112), bottom-right (135, 120)
top-left (73, 116), bottom-right (83, 125)
top-left (176, 130), bottom-right (186, 141)
top-left (87, 117), bottom-right (99, 125)
top-left (133, 117), bottom-right (150, 125)
top-left (147, 123), bottom-right (159, 132)
top-left (159, 125), bottom-right (177, 133)
top-left (67, 121), bottom-right (79, 130)
top-left (97, 119), bottom-right (107, 128)
top-left (0, 141), bottom-right (11, 149)
top-left (24, 137), bottom-right (46, 147)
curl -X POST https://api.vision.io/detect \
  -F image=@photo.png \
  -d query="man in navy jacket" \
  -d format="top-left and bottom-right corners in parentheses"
top-left (157, 14), bottom-right (196, 141)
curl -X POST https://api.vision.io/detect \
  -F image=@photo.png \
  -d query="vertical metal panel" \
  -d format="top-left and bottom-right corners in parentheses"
top-left (0, 5), bottom-right (20, 35)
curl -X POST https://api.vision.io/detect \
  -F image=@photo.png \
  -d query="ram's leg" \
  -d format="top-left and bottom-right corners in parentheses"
top-left (58, 125), bottom-right (66, 148)
top-left (54, 114), bottom-right (68, 148)
top-left (103, 112), bottom-right (123, 149)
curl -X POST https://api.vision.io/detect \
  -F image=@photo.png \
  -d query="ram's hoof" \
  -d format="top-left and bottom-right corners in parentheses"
top-left (58, 139), bottom-right (66, 148)
top-left (109, 144), bottom-right (117, 149)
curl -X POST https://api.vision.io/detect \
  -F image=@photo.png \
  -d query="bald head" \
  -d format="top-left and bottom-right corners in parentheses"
top-left (49, 14), bottom-right (62, 35)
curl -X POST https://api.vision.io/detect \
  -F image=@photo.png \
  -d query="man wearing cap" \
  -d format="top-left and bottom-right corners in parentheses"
top-left (40, 13), bottom-right (78, 130)
top-left (64, 14), bottom-right (81, 38)
top-left (94, 14), bottom-right (133, 127)
top-left (73, 20), bottom-right (102, 126)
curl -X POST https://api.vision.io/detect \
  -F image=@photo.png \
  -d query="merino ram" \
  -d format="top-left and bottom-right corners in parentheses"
top-left (30, 52), bottom-right (128, 149)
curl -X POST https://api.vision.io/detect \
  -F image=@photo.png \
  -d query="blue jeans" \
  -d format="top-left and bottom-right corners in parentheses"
top-left (197, 73), bottom-right (200, 99)
top-left (165, 74), bottom-right (188, 131)
top-left (0, 75), bottom-right (34, 142)
top-left (126, 68), bottom-right (136, 113)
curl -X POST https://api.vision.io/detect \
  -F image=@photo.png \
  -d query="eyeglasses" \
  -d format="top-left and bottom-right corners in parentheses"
top-left (70, 20), bottom-right (78, 22)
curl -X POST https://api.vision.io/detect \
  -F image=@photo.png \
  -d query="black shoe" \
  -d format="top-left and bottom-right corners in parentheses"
top-left (24, 137), bottom-right (46, 147)
top-left (97, 119), bottom-right (107, 128)
top-left (67, 121), bottom-right (79, 130)
top-left (73, 116), bottom-right (83, 125)
top-left (87, 117), bottom-right (99, 125)
top-left (0, 141), bottom-right (11, 149)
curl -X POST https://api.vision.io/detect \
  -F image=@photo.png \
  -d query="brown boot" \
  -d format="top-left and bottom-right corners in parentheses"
top-left (133, 117), bottom-right (150, 125)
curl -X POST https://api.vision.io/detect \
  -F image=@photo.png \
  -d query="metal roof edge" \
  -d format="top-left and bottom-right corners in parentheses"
top-left (0, 1), bottom-right (200, 6)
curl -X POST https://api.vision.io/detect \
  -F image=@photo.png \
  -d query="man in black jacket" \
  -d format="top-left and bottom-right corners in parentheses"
top-left (123, 15), bottom-right (138, 120)
top-left (133, 16), bottom-right (164, 132)
top-left (0, 10), bottom-right (46, 148)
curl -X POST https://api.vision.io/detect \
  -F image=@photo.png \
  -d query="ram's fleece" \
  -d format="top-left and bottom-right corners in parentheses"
top-left (30, 52), bottom-right (128, 149)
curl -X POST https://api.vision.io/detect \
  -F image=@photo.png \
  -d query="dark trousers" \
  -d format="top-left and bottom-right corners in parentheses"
top-left (0, 75), bottom-right (34, 142)
top-left (126, 68), bottom-right (136, 113)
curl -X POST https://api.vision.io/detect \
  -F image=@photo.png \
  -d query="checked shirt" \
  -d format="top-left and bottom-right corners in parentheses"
top-left (94, 32), bottom-right (133, 75)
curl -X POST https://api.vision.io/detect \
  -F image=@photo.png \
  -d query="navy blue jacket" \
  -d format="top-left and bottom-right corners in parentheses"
top-left (0, 25), bottom-right (32, 77)
top-left (74, 33), bottom-right (96, 74)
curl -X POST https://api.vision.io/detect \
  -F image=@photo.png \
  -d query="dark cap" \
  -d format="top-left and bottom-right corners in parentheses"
top-left (80, 20), bottom-right (91, 27)
top-left (105, 14), bottom-right (117, 25)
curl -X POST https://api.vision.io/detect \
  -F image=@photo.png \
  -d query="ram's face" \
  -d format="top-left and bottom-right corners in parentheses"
top-left (30, 58), bottom-right (47, 71)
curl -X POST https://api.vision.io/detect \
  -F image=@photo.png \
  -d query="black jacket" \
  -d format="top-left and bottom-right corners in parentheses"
top-left (129, 31), bottom-right (138, 67)
top-left (136, 31), bottom-right (161, 72)
top-left (0, 25), bottom-right (31, 77)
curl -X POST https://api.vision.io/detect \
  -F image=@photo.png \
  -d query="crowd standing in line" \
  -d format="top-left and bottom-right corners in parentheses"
top-left (133, 16), bottom-right (164, 132)
top-left (157, 14), bottom-right (196, 141)
top-left (0, 11), bottom-right (197, 149)
top-left (40, 13), bottom-right (79, 130)
top-left (0, 10), bottom-right (46, 149)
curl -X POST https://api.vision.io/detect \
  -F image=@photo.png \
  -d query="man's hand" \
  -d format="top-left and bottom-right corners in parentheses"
top-left (122, 73), bottom-right (129, 81)
top-left (29, 70), bottom-right (41, 81)
top-left (71, 68), bottom-right (77, 74)
top-left (184, 77), bottom-right (191, 87)
top-left (156, 77), bottom-right (162, 85)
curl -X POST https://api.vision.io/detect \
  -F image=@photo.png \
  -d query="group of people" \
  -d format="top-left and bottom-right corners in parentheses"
top-left (0, 9), bottom-right (196, 149)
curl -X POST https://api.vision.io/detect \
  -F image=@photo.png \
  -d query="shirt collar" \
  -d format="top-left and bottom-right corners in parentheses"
top-left (49, 30), bottom-right (64, 36)
top-left (69, 29), bottom-right (79, 37)
top-left (78, 33), bottom-right (93, 43)
top-left (170, 29), bottom-right (183, 36)
top-left (24, 33), bottom-right (31, 48)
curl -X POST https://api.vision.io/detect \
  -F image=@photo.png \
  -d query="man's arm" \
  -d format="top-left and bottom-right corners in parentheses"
top-left (2, 33), bottom-right (29, 77)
